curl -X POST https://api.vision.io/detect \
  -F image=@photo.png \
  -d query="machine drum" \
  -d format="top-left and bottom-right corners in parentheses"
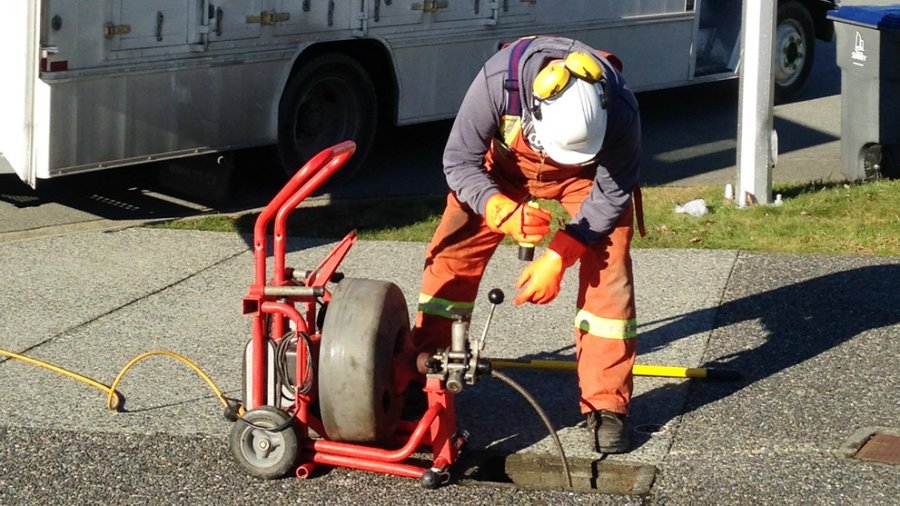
top-left (318, 278), bottom-right (410, 442)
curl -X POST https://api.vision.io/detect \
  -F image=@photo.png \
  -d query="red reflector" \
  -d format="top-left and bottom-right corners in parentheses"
top-left (40, 58), bottom-right (69, 72)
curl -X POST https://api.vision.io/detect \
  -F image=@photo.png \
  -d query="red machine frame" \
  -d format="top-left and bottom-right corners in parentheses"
top-left (239, 141), bottom-right (464, 487)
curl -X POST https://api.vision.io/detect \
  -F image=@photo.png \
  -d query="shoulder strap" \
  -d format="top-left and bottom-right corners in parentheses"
top-left (503, 37), bottom-right (535, 117)
top-left (597, 49), bottom-right (623, 73)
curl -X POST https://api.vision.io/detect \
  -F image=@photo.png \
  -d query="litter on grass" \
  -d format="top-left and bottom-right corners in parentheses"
top-left (674, 199), bottom-right (708, 218)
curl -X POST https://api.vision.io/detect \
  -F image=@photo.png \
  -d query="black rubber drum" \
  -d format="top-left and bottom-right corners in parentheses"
top-left (318, 278), bottom-right (409, 442)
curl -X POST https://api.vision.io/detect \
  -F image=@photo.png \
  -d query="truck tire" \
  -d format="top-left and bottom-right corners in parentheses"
top-left (276, 54), bottom-right (377, 185)
top-left (774, 1), bottom-right (816, 102)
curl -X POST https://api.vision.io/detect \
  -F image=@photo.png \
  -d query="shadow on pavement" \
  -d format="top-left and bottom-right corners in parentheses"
top-left (639, 39), bottom-right (840, 185)
top-left (638, 262), bottom-right (900, 432)
top-left (461, 262), bottom-right (899, 456)
top-left (638, 85), bottom-right (839, 186)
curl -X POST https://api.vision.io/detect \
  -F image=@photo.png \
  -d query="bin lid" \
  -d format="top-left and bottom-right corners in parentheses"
top-left (828, 6), bottom-right (900, 31)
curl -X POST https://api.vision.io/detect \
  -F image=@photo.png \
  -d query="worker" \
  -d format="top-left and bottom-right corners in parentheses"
top-left (410, 36), bottom-right (642, 453)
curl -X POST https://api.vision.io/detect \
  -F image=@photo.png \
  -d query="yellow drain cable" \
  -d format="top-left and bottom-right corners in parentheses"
top-left (0, 348), bottom-right (242, 415)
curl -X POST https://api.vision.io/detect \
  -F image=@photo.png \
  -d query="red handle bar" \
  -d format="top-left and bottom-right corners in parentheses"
top-left (252, 141), bottom-right (357, 287)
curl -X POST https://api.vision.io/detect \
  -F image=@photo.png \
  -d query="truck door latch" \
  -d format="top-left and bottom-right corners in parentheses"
top-left (246, 11), bottom-right (291, 25)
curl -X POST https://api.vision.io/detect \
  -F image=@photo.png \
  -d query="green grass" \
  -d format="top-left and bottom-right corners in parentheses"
top-left (637, 180), bottom-right (900, 256)
top-left (148, 179), bottom-right (900, 256)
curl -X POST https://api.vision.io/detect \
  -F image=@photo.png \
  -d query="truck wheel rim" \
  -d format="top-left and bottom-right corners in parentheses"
top-left (775, 20), bottom-right (806, 87)
top-left (291, 77), bottom-right (360, 157)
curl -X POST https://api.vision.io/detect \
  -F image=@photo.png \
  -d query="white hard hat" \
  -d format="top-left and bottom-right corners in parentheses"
top-left (531, 78), bottom-right (607, 165)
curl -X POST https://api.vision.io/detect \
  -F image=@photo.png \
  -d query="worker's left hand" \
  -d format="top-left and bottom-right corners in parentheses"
top-left (513, 229), bottom-right (588, 305)
top-left (514, 249), bottom-right (565, 304)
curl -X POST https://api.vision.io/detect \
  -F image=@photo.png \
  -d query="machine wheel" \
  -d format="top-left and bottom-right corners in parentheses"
top-left (276, 53), bottom-right (377, 185)
top-left (420, 469), bottom-right (441, 489)
top-left (229, 406), bottom-right (299, 479)
top-left (318, 278), bottom-right (409, 442)
top-left (774, 1), bottom-right (815, 102)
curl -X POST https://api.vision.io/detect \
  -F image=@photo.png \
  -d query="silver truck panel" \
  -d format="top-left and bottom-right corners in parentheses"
top-left (5, 0), bottom-right (807, 184)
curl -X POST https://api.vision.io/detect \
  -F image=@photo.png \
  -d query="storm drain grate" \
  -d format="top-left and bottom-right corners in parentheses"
top-left (853, 433), bottom-right (900, 465)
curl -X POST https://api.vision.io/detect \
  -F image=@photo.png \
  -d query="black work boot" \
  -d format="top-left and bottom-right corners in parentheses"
top-left (586, 410), bottom-right (630, 454)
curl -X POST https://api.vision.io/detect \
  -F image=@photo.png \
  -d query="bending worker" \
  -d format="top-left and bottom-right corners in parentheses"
top-left (411, 36), bottom-right (642, 453)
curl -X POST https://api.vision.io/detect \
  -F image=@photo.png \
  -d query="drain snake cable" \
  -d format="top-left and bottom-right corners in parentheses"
top-left (0, 348), bottom-right (243, 416)
top-left (491, 369), bottom-right (573, 490)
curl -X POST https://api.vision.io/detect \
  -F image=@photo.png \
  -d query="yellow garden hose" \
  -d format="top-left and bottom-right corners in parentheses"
top-left (108, 350), bottom-right (240, 413)
top-left (0, 348), bottom-right (123, 408)
top-left (0, 348), bottom-right (242, 415)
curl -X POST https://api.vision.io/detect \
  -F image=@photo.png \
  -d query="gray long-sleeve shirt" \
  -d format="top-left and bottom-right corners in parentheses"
top-left (442, 36), bottom-right (642, 245)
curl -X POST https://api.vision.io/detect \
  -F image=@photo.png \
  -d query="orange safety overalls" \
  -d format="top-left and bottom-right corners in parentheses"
top-left (412, 113), bottom-right (638, 415)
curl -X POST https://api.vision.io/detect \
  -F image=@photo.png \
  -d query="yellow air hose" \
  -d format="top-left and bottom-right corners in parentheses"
top-left (0, 348), bottom-right (242, 415)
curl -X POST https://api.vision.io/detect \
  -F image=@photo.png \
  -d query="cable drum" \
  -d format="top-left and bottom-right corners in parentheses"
top-left (317, 278), bottom-right (410, 442)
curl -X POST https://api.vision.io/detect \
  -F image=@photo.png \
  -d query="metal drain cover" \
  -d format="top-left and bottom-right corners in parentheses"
top-left (854, 433), bottom-right (900, 465)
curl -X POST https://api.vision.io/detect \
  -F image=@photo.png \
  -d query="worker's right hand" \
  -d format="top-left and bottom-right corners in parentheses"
top-left (484, 194), bottom-right (552, 245)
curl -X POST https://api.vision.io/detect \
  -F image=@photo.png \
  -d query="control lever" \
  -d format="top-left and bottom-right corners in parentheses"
top-left (477, 289), bottom-right (504, 352)
top-left (466, 288), bottom-right (504, 385)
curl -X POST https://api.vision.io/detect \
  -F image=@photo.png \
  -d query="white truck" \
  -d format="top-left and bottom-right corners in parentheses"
top-left (2, 0), bottom-right (837, 187)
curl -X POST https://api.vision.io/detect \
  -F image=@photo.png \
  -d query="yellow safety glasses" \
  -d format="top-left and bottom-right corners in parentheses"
top-left (532, 51), bottom-right (604, 101)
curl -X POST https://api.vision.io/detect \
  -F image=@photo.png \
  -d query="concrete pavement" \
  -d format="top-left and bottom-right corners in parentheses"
top-left (0, 226), bottom-right (897, 504)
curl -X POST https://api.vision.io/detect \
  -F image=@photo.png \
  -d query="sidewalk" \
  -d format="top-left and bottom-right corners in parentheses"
top-left (0, 227), bottom-right (897, 504)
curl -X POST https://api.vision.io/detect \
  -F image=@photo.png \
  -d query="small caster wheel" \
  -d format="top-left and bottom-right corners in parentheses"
top-left (420, 469), bottom-right (441, 490)
top-left (229, 406), bottom-right (298, 479)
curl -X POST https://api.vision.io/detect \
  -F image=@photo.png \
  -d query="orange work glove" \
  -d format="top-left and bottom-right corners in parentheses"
top-left (514, 230), bottom-right (588, 305)
top-left (484, 194), bottom-right (552, 245)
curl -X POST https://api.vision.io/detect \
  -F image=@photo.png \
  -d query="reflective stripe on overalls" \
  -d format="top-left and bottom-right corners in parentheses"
top-left (417, 293), bottom-right (474, 321)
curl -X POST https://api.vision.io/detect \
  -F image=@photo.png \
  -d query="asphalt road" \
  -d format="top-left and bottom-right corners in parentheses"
top-left (0, 40), bottom-right (845, 239)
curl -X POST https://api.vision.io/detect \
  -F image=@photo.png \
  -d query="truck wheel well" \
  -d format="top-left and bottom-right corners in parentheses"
top-left (288, 40), bottom-right (399, 128)
top-left (783, 0), bottom-right (836, 41)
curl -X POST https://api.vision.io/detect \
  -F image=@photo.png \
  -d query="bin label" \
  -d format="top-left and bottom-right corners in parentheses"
top-left (852, 31), bottom-right (868, 67)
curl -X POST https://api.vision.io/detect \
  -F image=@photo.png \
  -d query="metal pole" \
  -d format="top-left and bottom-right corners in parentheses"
top-left (491, 358), bottom-right (742, 380)
top-left (736, 0), bottom-right (778, 207)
